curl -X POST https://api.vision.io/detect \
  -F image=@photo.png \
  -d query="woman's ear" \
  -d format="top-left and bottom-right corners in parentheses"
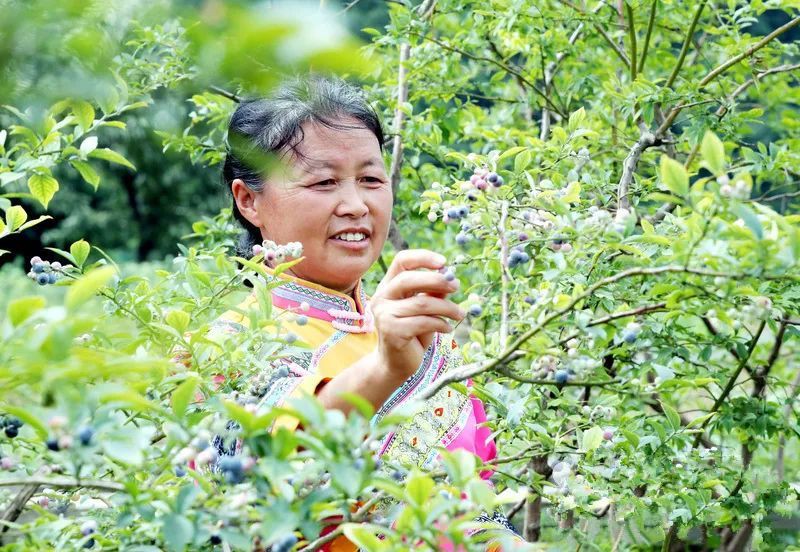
top-left (231, 178), bottom-right (263, 228)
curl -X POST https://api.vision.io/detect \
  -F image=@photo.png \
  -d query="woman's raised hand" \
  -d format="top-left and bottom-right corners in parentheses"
top-left (369, 249), bottom-right (465, 382)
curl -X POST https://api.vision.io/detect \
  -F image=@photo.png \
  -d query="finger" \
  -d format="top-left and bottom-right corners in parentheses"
top-left (383, 249), bottom-right (447, 282)
top-left (381, 270), bottom-right (458, 300)
top-left (388, 295), bottom-right (465, 321)
top-left (380, 315), bottom-right (454, 341)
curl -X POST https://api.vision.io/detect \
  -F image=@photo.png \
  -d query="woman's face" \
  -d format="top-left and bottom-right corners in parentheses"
top-left (232, 117), bottom-right (392, 295)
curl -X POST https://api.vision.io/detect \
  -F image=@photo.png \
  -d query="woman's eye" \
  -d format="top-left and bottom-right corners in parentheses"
top-left (312, 179), bottom-right (336, 187)
top-left (361, 176), bottom-right (384, 184)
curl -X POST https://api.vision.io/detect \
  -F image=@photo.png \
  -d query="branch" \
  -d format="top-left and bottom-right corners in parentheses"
top-left (752, 320), bottom-right (788, 399)
top-left (559, 302), bottom-right (667, 345)
top-left (408, 32), bottom-right (564, 116)
top-left (617, 130), bottom-right (656, 211)
top-left (499, 201), bottom-right (509, 348)
top-left (0, 477), bottom-right (124, 492)
top-left (692, 319), bottom-right (766, 447)
top-left (664, 1), bottom-right (707, 88)
top-left (208, 85), bottom-right (241, 103)
top-left (638, 0), bottom-right (658, 74)
top-left (498, 367), bottom-right (620, 387)
top-left (701, 17), bottom-right (800, 88)
top-left (387, 43), bottom-right (411, 253)
top-left (420, 266), bottom-right (794, 401)
top-left (625, 2), bottom-right (638, 82)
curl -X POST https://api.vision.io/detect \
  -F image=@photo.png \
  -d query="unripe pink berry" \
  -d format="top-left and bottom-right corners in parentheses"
top-left (252, 244), bottom-right (263, 256)
top-left (428, 211), bottom-right (438, 222)
top-left (1, 457), bottom-right (15, 470)
top-left (475, 179), bottom-right (487, 190)
top-left (299, 301), bottom-right (310, 312)
top-left (48, 415), bottom-right (68, 429)
top-left (561, 243), bottom-right (573, 253)
top-left (603, 429), bottom-right (614, 441)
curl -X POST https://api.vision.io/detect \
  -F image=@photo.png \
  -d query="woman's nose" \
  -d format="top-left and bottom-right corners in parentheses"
top-left (335, 179), bottom-right (369, 217)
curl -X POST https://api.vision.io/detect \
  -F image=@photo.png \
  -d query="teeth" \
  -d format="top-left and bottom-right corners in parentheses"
top-left (334, 232), bottom-right (367, 242)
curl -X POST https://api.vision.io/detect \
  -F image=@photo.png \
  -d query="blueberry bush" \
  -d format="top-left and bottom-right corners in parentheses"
top-left (2, 1), bottom-right (800, 550)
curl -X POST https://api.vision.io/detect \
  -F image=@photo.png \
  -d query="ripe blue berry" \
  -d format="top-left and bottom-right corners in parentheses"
top-left (622, 330), bottom-right (637, 343)
top-left (468, 304), bottom-right (482, 317)
top-left (4, 426), bottom-right (18, 438)
top-left (457, 206), bottom-right (469, 218)
top-left (46, 437), bottom-right (60, 451)
top-left (456, 233), bottom-right (468, 246)
top-left (524, 296), bottom-right (536, 305)
top-left (554, 370), bottom-right (569, 384)
top-left (296, 315), bottom-right (308, 326)
top-left (77, 426), bottom-right (93, 446)
top-left (443, 270), bottom-right (455, 281)
top-left (47, 273), bottom-right (58, 284)
top-left (175, 466), bottom-right (187, 477)
top-left (392, 470), bottom-right (404, 481)
top-left (36, 273), bottom-right (49, 285)
top-left (82, 538), bottom-right (94, 549)
top-left (354, 458), bottom-right (365, 470)
top-left (32, 263), bottom-right (46, 274)
top-left (272, 534), bottom-right (298, 552)
top-left (486, 172), bottom-right (499, 184)
top-left (446, 207), bottom-right (461, 220)
top-left (209, 534), bottom-right (222, 545)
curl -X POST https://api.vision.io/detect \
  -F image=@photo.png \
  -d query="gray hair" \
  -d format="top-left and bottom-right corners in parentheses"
top-left (222, 75), bottom-right (386, 257)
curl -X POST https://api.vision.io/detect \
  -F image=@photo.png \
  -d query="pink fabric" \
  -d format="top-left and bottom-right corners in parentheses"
top-left (444, 394), bottom-right (497, 480)
top-left (272, 294), bottom-right (334, 322)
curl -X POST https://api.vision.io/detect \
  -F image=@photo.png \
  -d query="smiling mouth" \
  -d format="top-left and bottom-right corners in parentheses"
top-left (330, 231), bottom-right (369, 242)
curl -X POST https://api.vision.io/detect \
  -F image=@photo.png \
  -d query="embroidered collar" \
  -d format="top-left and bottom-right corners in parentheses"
top-left (262, 266), bottom-right (374, 333)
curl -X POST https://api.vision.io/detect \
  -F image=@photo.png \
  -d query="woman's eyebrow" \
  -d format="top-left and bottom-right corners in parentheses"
top-left (301, 158), bottom-right (385, 171)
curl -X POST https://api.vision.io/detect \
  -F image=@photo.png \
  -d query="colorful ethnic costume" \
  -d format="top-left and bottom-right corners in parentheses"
top-left (196, 268), bottom-right (521, 550)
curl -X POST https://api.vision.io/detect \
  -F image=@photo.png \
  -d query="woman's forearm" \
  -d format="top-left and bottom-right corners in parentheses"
top-left (315, 350), bottom-right (407, 416)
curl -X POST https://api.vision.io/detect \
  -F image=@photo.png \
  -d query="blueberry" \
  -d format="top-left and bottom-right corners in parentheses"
top-left (82, 538), bottom-right (94, 549)
top-left (77, 426), bottom-right (94, 446)
top-left (224, 470), bottom-right (244, 484)
top-left (47, 273), bottom-right (58, 284)
top-left (446, 207), bottom-right (461, 220)
top-left (456, 233), bottom-right (468, 246)
top-left (36, 273), bottom-right (49, 285)
top-left (175, 466), bottom-right (187, 477)
top-left (457, 206), bottom-right (469, 218)
top-left (518, 232), bottom-right (529, 242)
top-left (30, 256), bottom-right (42, 266)
top-left (486, 172), bottom-right (499, 184)
top-left (32, 263), bottom-right (46, 274)
top-left (443, 270), bottom-right (455, 281)
top-left (296, 315), bottom-right (308, 326)
top-left (466, 192), bottom-right (478, 201)
top-left (491, 175), bottom-right (504, 187)
top-left (554, 370), bottom-right (570, 384)
top-left (80, 520), bottom-right (97, 536)
top-left (273, 534), bottom-right (298, 552)
top-left (622, 330), bottom-right (637, 344)
top-left (392, 470), bottom-right (404, 481)
top-left (524, 296), bottom-right (536, 305)
top-left (218, 456), bottom-right (243, 473)
top-left (46, 438), bottom-right (60, 451)
top-left (4, 426), bottom-right (18, 438)
top-left (354, 458), bottom-right (365, 470)
top-left (468, 304), bottom-right (482, 317)
top-left (210, 534), bottom-right (222, 545)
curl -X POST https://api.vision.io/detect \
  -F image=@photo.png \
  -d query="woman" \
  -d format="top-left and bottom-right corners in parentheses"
top-left (210, 76), bottom-right (520, 550)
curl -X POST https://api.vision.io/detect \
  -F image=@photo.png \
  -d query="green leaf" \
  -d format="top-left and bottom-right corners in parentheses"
top-left (5, 205), bottom-right (27, 231)
top-left (514, 149), bottom-right (532, 173)
top-left (342, 525), bottom-right (388, 551)
top-left (161, 513), bottom-right (194, 552)
top-left (165, 310), bottom-right (190, 333)
top-left (27, 174), bottom-right (59, 209)
top-left (65, 266), bottom-right (116, 310)
top-left (659, 155), bottom-right (689, 197)
top-left (89, 147), bottom-right (136, 170)
top-left (171, 377), bottom-right (199, 418)
top-left (731, 204), bottom-right (763, 240)
top-left (661, 402), bottom-right (681, 430)
top-left (70, 239), bottom-right (91, 267)
top-left (405, 472), bottom-right (434, 507)
top-left (8, 296), bottom-right (46, 326)
top-left (71, 160), bottom-right (100, 189)
top-left (72, 100), bottom-right (95, 131)
top-left (700, 131), bottom-right (725, 175)
top-left (581, 426), bottom-right (603, 452)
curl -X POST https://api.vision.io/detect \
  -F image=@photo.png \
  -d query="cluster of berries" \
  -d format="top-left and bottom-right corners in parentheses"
top-left (740, 296), bottom-right (773, 322)
top-left (443, 204), bottom-right (469, 224)
top-left (582, 405), bottom-right (616, 421)
top-left (45, 416), bottom-right (94, 452)
top-left (549, 238), bottom-right (573, 253)
top-left (218, 455), bottom-right (255, 485)
top-left (1, 416), bottom-right (23, 439)
top-left (508, 246), bottom-right (531, 268)
top-left (469, 167), bottom-right (504, 191)
top-left (718, 175), bottom-right (750, 200)
top-left (252, 240), bottom-right (303, 263)
top-left (27, 257), bottom-right (71, 286)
